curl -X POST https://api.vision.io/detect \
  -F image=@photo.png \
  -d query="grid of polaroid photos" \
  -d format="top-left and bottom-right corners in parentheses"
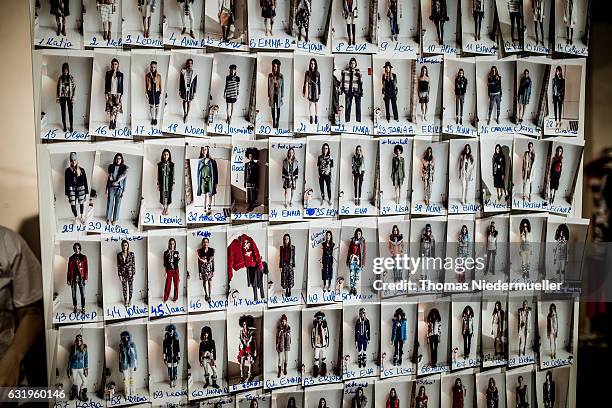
top-left (35, 1), bottom-right (590, 407)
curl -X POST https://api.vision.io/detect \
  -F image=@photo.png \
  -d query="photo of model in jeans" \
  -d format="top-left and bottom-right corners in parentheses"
top-left (472, 0), bottom-right (485, 41)
top-left (486, 66), bottom-right (502, 125)
top-left (106, 153), bottom-right (128, 225)
top-left (267, 59), bottom-right (284, 129)
top-left (354, 308), bottom-right (370, 368)
top-left (485, 222), bottom-right (498, 275)
top-left (387, 0), bottom-right (402, 41)
top-left (382, 61), bottom-right (399, 122)
top-left (341, 58), bottom-right (363, 123)
top-left (57, 62), bottom-right (75, 132)
top-left (517, 69), bottom-right (531, 124)
top-left (351, 145), bottom-right (365, 206)
top-left (163, 238), bottom-right (180, 303)
top-left (320, 231), bottom-right (335, 293)
top-left (303, 58), bottom-right (321, 125)
top-left (461, 305), bottom-right (474, 358)
top-left (177, 0), bottom-right (196, 38)
top-left (145, 60), bottom-right (162, 126)
top-left (426, 308), bottom-right (442, 366)
top-left (552, 66), bottom-right (565, 128)
top-left (454, 68), bottom-right (467, 125)
top-left (117, 240), bottom-right (135, 308)
top-left (391, 307), bottom-right (407, 366)
top-left (67, 334), bottom-right (89, 402)
top-left (507, 0), bottom-right (522, 42)
top-left (65, 152), bottom-right (89, 224)
top-left (67, 242), bottom-right (88, 315)
top-left (346, 228), bottom-right (366, 296)
top-left (104, 58), bottom-right (124, 130)
top-left (317, 143), bottom-right (333, 205)
top-left (157, 149), bottom-right (175, 216)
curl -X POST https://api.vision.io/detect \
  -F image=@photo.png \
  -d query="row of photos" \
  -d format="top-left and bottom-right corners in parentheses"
top-left (55, 298), bottom-right (575, 406)
top-left (35, 0), bottom-right (590, 57)
top-left (39, 51), bottom-right (586, 140)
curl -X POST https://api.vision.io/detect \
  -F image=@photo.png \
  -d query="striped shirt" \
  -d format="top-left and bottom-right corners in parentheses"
top-left (224, 75), bottom-right (240, 99)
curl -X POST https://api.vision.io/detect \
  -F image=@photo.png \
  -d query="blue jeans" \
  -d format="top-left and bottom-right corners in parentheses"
top-left (106, 187), bottom-right (123, 221)
top-left (390, 14), bottom-right (399, 35)
top-left (349, 263), bottom-right (362, 290)
top-left (488, 93), bottom-right (501, 121)
top-left (71, 275), bottom-right (85, 308)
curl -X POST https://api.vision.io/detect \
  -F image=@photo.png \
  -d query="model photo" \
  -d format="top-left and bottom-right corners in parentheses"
top-left (295, 0), bottom-right (312, 42)
top-left (224, 64), bottom-right (240, 125)
top-left (275, 314), bottom-right (291, 377)
top-left (67, 334), bottom-right (89, 401)
top-left (421, 146), bottom-right (435, 207)
top-left (267, 59), bottom-right (285, 129)
top-left (452, 378), bottom-right (467, 408)
top-left (459, 144), bottom-right (475, 205)
top-left (546, 303), bottom-right (558, 359)
top-left (179, 58), bottom-right (198, 123)
top-left (491, 301), bottom-right (505, 359)
top-left (342, 58), bottom-right (363, 123)
top-left (542, 370), bottom-right (555, 407)
top-left (492, 144), bottom-right (508, 201)
top-left (351, 386), bottom-right (368, 408)
top-left (199, 326), bottom-right (220, 388)
top-left (486, 378), bottom-right (499, 408)
top-left (163, 324), bottom-right (181, 387)
top-left (507, 0), bottom-right (522, 42)
top-left (197, 237), bottom-right (215, 303)
top-left (67, 242), bottom-right (88, 314)
top-left (105, 58), bottom-right (124, 130)
top-left (117, 240), bottom-right (135, 308)
top-left (387, 225), bottom-right (405, 282)
top-left (351, 145), bottom-right (365, 205)
top-left (346, 228), bottom-right (366, 296)
top-left (419, 224), bottom-right (436, 279)
top-left (65, 152), bottom-right (89, 224)
top-left (517, 300), bottom-right (532, 357)
top-left (563, 0), bottom-right (576, 45)
top-left (426, 308), bottom-right (442, 366)
top-left (342, 0), bottom-right (359, 45)
top-left (281, 148), bottom-right (299, 208)
top-left (237, 314), bottom-right (257, 382)
top-left (461, 305), bottom-right (474, 358)
top-left (418, 66), bottom-right (430, 122)
top-left (553, 224), bottom-right (569, 277)
top-left (415, 385), bottom-right (428, 408)
top-left (354, 307), bottom-right (370, 368)
top-left (391, 308), bottom-right (407, 366)
top-left (57, 62), bottom-right (76, 132)
top-left (517, 69), bottom-right (531, 124)
top-left (551, 66), bottom-right (565, 128)
top-left (321, 230), bottom-right (335, 293)
top-left (138, 0), bottom-right (157, 38)
top-left (532, 0), bottom-right (546, 46)
top-left (157, 149), bottom-right (175, 216)
top-left (485, 222), bottom-right (498, 275)
top-left (472, 0), bottom-right (485, 41)
top-left (549, 146), bottom-right (563, 203)
top-left (486, 66), bottom-right (502, 125)
top-left (145, 60), bottom-right (162, 125)
top-left (311, 311), bottom-right (329, 377)
top-left (515, 375), bottom-right (528, 408)
top-left (317, 143), bottom-right (334, 206)
top-left (521, 142), bottom-right (535, 201)
top-left (178, 0), bottom-right (196, 38)
top-left (196, 146), bottom-right (219, 216)
top-left (454, 68), bottom-right (468, 125)
top-left (227, 232), bottom-right (265, 302)
top-left (119, 330), bottom-right (138, 397)
top-left (429, 0), bottom-right (449, 45)
top-left (303, 58), bottom-right (321, 124)
top-left (244, 148), bottom-right (260, 213)
top-left (382, 61), bottom-right (399, 122)
top-left (218, 0), bottom-right (234, 41)
top-left (279, 234), bottom-right (296, 297)
top-left (97, 0), bottom-right (117, 41)
top-left (163, 238), bottom-right (180, 303)
top-left (519, 218), bottom-right (532, 277)
top-left (260, 0), bottom-right (277, 36)
top-left (106, 152), bottom-right (128, 225)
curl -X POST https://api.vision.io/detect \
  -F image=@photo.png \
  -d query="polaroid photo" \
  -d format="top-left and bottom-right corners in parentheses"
top-left (514, 58), bottom-right (547, 136)
top-left (268, 139), bottom-right (305, 221)
top-left (202, 0), bottom-right (248, 50)
top-left (374, 377), bottom-right (413, 407)
top-left (89, 141), bottom-right (143, 234)
top-left (141, 139), bottom-right (186, 227)
top-left (445, 215), bottom-right (476, 285)
top-left (372, 58), bottom-right (417, 136)
top-left (535, 366), bottom-right (570, 408)
top-left (380, 302), bottom-right (418, 378)
top-left (506, 367), bottom-right (536, 408)
top-left (162, 0), bottom-right (204, 48)
top-left (440, 372), bottom-right (477, 408)
top-left (226, 310), bottom-right (264, 392)
top-left (496, 0), bottom-right (524, 52)
top-left (227, 223), bottom-right (268, 310)
top-left (523, 0), bottom-right (553, 54)
top-left (544, 216), bottom-right (589, 284)
top-left (342, 303), bottom-right (380, 380)
top-left (450, 294), bottom-right (482, 370)
top-left (271, 387), bottom-right (304, 408)
top-left (337, 218), bottom-right (378, 303)
top-left (409, 216), bottom-right (447, 288)
top-left (476, 56), bottom-right (517, 136)
top-left (377, 216), bottom-right (411, 298)
top-left (507, 294), bottom-right (537, 368)
top-left (476, 369), bottom-right (506, 408)
top-left (147, 229), bottom-right (188, 318)
top-left (414, 55), bottom-right (444, 135)
top-left (101, 233), bottom-right (148, 321)
top-left (304, 384), bottom-right (343, 405)
top-left (474, 214), bottom-right (510, 282)
top-left (417, 299), bottom-right (450, 374)
top-left (412, 376), bottom-right (442, 407)
top-left (293, 0), bottom-right (333, 54)
top-left (342, 378), bottom-right (375, 408)
top-left (187, 312), bottom-right (230, 400)
top-left (481, 135), bottom-right (513, 212)
top-left (537, 298), bottom-right (575, 369)
top-left (82, 0), bottom-right (123, 48)
top-left (509, 213), bottom-right (547, 284)
top-left (512, 136), bottom-right (551, 211)
top-left (256, 53), bottom-right (294, 136)
top-left (544, 139), bottom-right (583, 214)
top-left (230, 139), bottom-right (269, 221)
top-left (301, 304), bottom-right (343, 386)
top-left (293, 53), bottom-right (334, 135)
top-left (54, 324), bottom-right (105, 406)
top-left (104, 319), bottom-right (150, 406)
top-left (420, 0), bottom-right (460, 55)
top-left (148, 317), bottom-right (189, 405)
top-left (554, 0), bottom-right (590, 56)
top-left (185, 137), bottom-right (232, 224)
top-left (378, 137), bottom-right (413, 215)
top-left (263, 306), bottom-right (302, 390)
top-left (207, 52), bottom-right (256, 136)
top-left (53, 235), bottom-right (102, 324)
top-left (442, 57), bottom-right (478, 137)
top-left (40, 50), bottom-right (93, 141)
top-left (130, 50), bottom-right (169, 136)
top-left (187, 226), bottom-right (229, 314)
top-left (460, 0), bottom-right (498, 55)
top-left (411, 138), bottom-right (448, 216)
top-left (331, 54), bottom-right (374, 135)
top-left (247, 0), bottom-right (294, 50)
top-left (448, 139), bottom-right (481, 214)
top-left (543, 59), bottom-right (586, 138)
top-left (377, 0), bottom-right (420, 56)
top-left (338, 135), bottom-right (378, 216)
top-left (481, 294), bottom-right (509, 368)
top-left (306, 220), bottom-right (341, 305)
top-left (236, 392), bottom-right (271, 408)
top-left (330, 0), bottom-right (378, 53)
top-left (162, 51), bottom-right (213, 137)
top-left (121, 0), bottom-right (163, 47)
top-left (34, 0), bottom-right (83, 49)
top-left (267, 223), bottom-right (308, 307)
top-left (303, 136), bottom-right (340, 218)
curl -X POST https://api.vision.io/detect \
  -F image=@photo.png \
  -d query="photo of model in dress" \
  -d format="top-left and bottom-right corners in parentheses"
top-left (230, 141), bottom-right (269, 218)
top-left (537, 300), bottom-right (574, 368)
top-left (147, 320), bottom-right (188, 403)
top-left (495, 0), bottom-right (524, 51)
top-left (476, 372), bottom-right (506, 408)
top-left (373, 58), bottom-right (416, 135)
top-left (535, 367), bottom-right (570, 408)
top-left (226, 311), bottom-right (263, 390)
top-left (267, 223), bottom-right (307, 306)
top-left (82, 0), bottom-right (122, 46)
top-left (147, 232), bottom-right (188, 316)
top-left (451, 298), bottom-right (481, 369)
top-left (163, 0), bottom-right (204, 46)
top-left (505, 370), bottom-right (534, 408)
top-left (378, 138), bottom-right (413, 215)
top-left (554, 0), bottom-right (590, 56)
top-left (122, 0), bottom-right (163, 45)
top-left (342, 304), bottom-right (380, 380)
top-left (481, 297), bottom-right (508, 367)
top-left (415, 56), bottom-right (443, 133)
top-left (379, 302), bottom-right (417, 378)
top-left (411, 139), bottom-right (449, 215)
top-left (421, 0), bottom-right (458, 54)
top-left (417, 302), bottom-right (449, 373)
top-left (507, 297), bottom-right (536, 367)
top-left (377, 0), bottom-right (420, 54)
top-left (440, 374), bottom-right (476, 408)
top-left (130, 52), bottom-right (169, 135)
top-left (331, 0), bottom-right (377, 53)
top-left (256, 54), bottom-right (293, 134)
top-left (338, 135), bottom-right (378, 215)
top-left (306, 221), bottom-right (341, 304)
top-left (263, 308), bottom-right (301, 389)
top-left (512, 137), bottom-right (550, 210)
top-left (293, 0), bottom-right (333, 52)
top-left (442, 57), bottom-right (477, 135)
top-left (480, 137), bottom-right (512, 212)
top-left (293, 54), bottom-right (334, 134)
top-left (476, 58), bottom-right (515, 132)
top-left (247, 0), bottom-right (294, 49)
top-left (523, 0), bottom-right (552, 53)
top-left (35, 0), bottom-right (83, 48)
top-left (544, 61), bottom-right (585, 136)
top-left (448, 139), bottom-right (479, 213)
top-left (544, 141), bottom-right (583, 213)
top-left (460, 0), bottom-right (497, 54)
top-left (412, 379), bottom-right (442, 408)
top-left (267, 141), bottom-right (304, 221)
top-left (332, 54), bottom-right (374, 133)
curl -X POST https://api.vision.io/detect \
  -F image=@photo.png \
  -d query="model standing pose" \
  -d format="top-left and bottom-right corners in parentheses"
top-left (303, 58), bottom-right (321, 124)
top-left (105, 58), bottom-right (124, 130)
top-left (426, 308), bottom-right (441, 366)
top-left (543, 370), bottom-right (555, 408)
top-left (387, 388), bottom-right (400, 408)
top-left (157, 149), bottom-right (175, 216)
top-left (517, 69), bottom-right (531, 124)
top-left (179, 58), bottom-right (198, 123)
top-left (391, 307), bottom-right (407, 366)
top-left (279, 234), bottom-right (295, 297)
top-left (391, 145), bottom-right (405, 205)
top-left (237, 315), bottom-right (257, 382)
top-left (472, 0), bottom-right (485, 41)
top-left (352, 387), bottom-right (368, 408)
top-left (317, 143), bottom-right (333, 205)
top-left (422, 146), bottom-right (435, 206)
top-left (199, 326), bottom-right (220, 388)
top-left (461, 305), bottom-right (474, 358)
top-left (117, 240), bottom-right (135, 307)
top-left (452, 378), bottom-right (467, 408)
top-left (346, 228), bottom-right (366, 296)
top-left (197, 146), bottom-right (219, 215)
top-left (281, 148), bottom-right (298, 208)
top-left (487, 66), bottom-right (502, 125)
top-left (532, 0), bottom-right (545, 46)
top-left (163, 238), bottom-right (180, 303)
top-left (492, 144), bottom-right (507, 202)
top-left (547, 303), bottom-right (558, 359)
top-left (218, 0), bottom-right (234, 41)
top-left (197, 238), bottom-right (215, 303)
top-left (416, 386), bottom-right (428, 408)
top-left (138, 0), bottom-right (156, 38)
top-left (67, 242), bottom-right (88, 314)
top-left (106, 152), bottom-right (128, 225)
top-left (352, 145), bottom-right (365, 206)
top-left (486, 378), bottom-right (499, 408)
top-left (549, 146), bottom-right (563, 203)
top-left (342, 0), bottom-right (359, 45)
top-left (145, 61), bottom-right (162, 126)
top-left (97, 0), bottom-right (116, 41)
top-left (491, 301), bottom-right (505, 359)
top-left (311, 311), bottom-right (329, 377)
top-left (563, 0), bottom-right (576, 45)
top-left (163, 324), bottom-right (181, 387)
top-left (485, 222), bottom-right (498, 275)
top-left (295, 0), bottom-right (311, 42)
top-left (244, 148), bottom-right (260, 213)
top-left (341, 58), bottom-right (363, 123)
top-left (57, 62), bottom-right (75, 132)
top-left (67, 334), bottom-right (89, 401)
top-left (50, 0), bottom-right (70, 36)
top-left (268, 59), bottom-right (284, 129)
top-left (552, 66), bottom-right (565, 128)
top-left (65, 152), bottom-right (89, 224)
top-left (224, 64), bottom-right (240, 125)
top-left (261, 0), bottom-right (277, 36)
top-left (508, 0), bottom-right (522, 42)
top-left (354, 308), bottom-right (370, 368)
top-left (420, 224), bottom-right (436, 280)
top-left (519, 218), bottom-right (532, 278)
top-left (454, 68), bottom-right (467, 125)
top-left (515, 376), bottom-right (528, 408)
top-left (418, 66), bottom-right (430, 121)
top-left (517, 300), bottom-right (531, 357)
top-left (388, 225), bottom-right (405, 282)
top-left (522, 142), bottom-right (535, 201)
top-left (429, 0), bottom-right (449, 45)
top-left (387, 0), bottom-right (402, 41)
top-left (119, 331), bottom-right (137, 397)
top-left (228, 233), bottom-right (265, 301)
top-left (459, 144), bottom-right (474, 205)
top-left (457, 226), bottom-right (470, 283)
top-left (177, 0), bottom-right (195, 38)
top-left (554, 224), bottom-right (569, 276)
top-left (332, 68), bottom-right (342, 125)
top-left (321, 231), bottom-right (335, 293)
top-left (275, 314), bottom-right (291, 377)
top-left (382, 61), bottom-right (399, 122)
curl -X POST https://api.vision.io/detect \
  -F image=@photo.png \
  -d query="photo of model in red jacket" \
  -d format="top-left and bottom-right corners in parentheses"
top-left (227, 233), bottom-right (265, 301)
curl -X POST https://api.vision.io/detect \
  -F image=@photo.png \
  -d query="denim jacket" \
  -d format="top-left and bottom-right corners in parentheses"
top-left (119, 331), bottom-right (138, 372)
top-left (68, 346), bottom-right (88, 369)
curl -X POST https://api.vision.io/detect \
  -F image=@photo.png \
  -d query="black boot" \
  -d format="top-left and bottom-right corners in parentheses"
top-left (351, 24), bottom-right (356, 45)
top-left (79, 388), bottom-right (89, 402)
top-left (204, 374), bottom-right (210, 388)
top-left (69, 385), bottom-right (78, 400)
top-left (211, 377), bottom-right (220, 388)
top-left (313, 364), bottom-right (319, 377)
top-left (346, 24), bottom-right (351, 45)
top-left (320, 361), bottom-right (327, 376)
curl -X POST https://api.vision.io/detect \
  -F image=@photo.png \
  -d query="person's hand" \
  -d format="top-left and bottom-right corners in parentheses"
top-left (84, 368), bottom-right (88, 377)
top-left (67, 368), bottom-right (72, 377)
top-left (0, 352), bottom-right (21, 386)
top-left (84, 280), bottom-right (88, 286)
